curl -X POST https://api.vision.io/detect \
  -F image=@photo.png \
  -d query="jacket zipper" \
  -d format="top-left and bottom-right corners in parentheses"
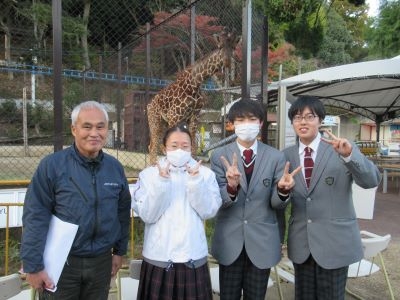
top-left (91, 168), bottom-right (99, 241)
top-left (69, 170), bottom-right (99, 243)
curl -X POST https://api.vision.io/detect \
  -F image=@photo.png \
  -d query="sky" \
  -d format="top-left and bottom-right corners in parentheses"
top-left (366, 0), bottom-right (380, 16)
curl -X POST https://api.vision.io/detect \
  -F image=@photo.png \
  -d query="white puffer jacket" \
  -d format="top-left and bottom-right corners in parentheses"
top-left (132, 157), bottom-right (222, 263)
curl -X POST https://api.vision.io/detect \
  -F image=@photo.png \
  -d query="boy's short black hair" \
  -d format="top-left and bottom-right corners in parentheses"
top-left (227, 99), bottom-right (265, 123)
top-left (162, 123), bottom-right (191, 146)
top-left (288, 96), bottom-right (326, 122)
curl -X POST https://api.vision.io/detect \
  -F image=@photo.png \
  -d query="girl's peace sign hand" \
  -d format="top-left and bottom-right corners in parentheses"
top-left (186, 160), bottom-right (202, 176)
top-left (220, 152), bottom-right (241, 190)
top-left (321, 129), bottom-right (352, 157)
top-left (157, 161), bottom-right (171, 178)
top-left (277, 162), bottom-right (302, 192)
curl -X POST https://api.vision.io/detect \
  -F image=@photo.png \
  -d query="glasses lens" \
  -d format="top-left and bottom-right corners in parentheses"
top-left (306, 114), bottom-right (315, 121)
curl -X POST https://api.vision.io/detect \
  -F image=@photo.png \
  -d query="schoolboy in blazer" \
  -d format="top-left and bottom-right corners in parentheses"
top-left (283, 96), bottom-right (381, 299)
top-left (210, 98), bottom-right (300, 300)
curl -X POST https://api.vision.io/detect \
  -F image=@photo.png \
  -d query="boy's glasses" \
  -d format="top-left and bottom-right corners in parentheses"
top-left (293, 114), bottom-right (317, 123)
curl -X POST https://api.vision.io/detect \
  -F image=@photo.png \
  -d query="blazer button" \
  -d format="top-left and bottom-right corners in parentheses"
top-left (306, 197), bottom-right (311, 202)
top-left (307, 219), bottom-right (312, 223)
top-left (244, 220), bottom-right (248, 224)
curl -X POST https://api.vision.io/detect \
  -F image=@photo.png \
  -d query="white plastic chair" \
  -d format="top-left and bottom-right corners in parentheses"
top-left (115, 259), bottom-right (141, 300)
top-left (346, 230), bottom-right (394, 300)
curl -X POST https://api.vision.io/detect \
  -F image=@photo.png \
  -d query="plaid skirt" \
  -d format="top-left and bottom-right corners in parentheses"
top-left (137, 259), bottom-right (213, 300)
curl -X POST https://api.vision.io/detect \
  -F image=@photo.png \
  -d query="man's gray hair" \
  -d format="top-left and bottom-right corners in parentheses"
top-left (71, 101), bottom-right (109, 126)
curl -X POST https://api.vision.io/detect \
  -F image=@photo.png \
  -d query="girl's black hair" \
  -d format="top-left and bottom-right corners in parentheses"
top-left (288, 96), bottom-right (326, 122)
top-left (162, 123), bottom-right (192, 146)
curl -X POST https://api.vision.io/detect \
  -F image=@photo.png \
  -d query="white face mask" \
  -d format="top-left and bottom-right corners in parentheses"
top-left (235, 123), bottom-right (260, 142)
top-left (166, 149), bottom-right (191, 167)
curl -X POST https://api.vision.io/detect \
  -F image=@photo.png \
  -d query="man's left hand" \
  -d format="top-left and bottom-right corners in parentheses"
top-left (111, 255), bottom-right (123, 277)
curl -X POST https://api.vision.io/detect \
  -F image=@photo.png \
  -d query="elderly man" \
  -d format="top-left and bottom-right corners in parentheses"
top-left (21, 100), bottom-right (131, 300)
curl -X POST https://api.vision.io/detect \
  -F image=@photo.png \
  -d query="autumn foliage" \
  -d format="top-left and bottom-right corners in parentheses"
top-left (134, 11), bottom-right (296, 84)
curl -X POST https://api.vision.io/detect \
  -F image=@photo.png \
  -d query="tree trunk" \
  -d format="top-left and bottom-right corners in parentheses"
top-left (81, 0), bottom-right (91, 70)
top-left (5, 32), bottom-right (13, 80)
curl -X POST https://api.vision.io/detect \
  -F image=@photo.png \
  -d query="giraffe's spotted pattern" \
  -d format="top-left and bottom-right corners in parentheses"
top-left (147, 30), bottom-right (239, 165)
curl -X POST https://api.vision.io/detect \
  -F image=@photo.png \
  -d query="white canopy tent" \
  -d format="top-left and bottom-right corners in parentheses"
top-left (222, 56), bottom-right (400, 142)
top-left (225, 56), bottom-right (400, 120)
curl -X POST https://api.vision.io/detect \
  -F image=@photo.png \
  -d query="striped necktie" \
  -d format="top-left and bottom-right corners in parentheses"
top-left (243, 149), bottom-right (254, 183)
top-left (304, 147), bottom-right (314, 188)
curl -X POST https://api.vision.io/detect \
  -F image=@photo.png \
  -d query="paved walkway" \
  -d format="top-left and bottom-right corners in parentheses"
top-left (358, 181), bottom-right (400, 241)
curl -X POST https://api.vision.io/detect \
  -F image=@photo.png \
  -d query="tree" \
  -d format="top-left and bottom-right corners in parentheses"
top-left (82, 0), bottom-right (153, 50)
top-left (317, 9), bottom-right (352, 66)
top-left (265, 0), bottom-right (368, 60)
top-left (81, 0), bottom-right (91, 70)
top-left (0, 0), bottom-right (32, 79)
top-left (16, 0), bottom-right (87, 67)
top-left (331, 0), bottom-right (369, 61)
top-left (264, 0), bottom-right (326, 58)
top-left (0, 100), bottom-right (19, 124)
top-left (146, 0), bottom-right (187, 13)
top-left (0, 0), bottom-right (16, 79)
top-left (366, 0), bottom-right (400, 58)
top-left (235, 42), bottom-right (297, 81)
top-left (134, 11), bottom-right (226, 76)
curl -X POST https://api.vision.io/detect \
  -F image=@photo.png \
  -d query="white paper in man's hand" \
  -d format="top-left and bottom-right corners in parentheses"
top-left (43, 215), bottom-right (78, 292)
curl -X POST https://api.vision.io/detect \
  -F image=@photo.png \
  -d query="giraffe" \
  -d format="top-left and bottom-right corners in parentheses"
top-left (147, 29), bottom-right (239, 165)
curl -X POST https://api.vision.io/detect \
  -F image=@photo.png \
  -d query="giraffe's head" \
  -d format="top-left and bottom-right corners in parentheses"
top-left (214, 28), bottom-right (240, 69)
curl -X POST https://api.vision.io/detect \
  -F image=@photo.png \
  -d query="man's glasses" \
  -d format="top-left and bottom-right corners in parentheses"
top-left (293, 114), bottom-right (317, 123)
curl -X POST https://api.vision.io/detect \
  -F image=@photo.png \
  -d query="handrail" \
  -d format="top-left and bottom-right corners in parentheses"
top-left (0, 178), bottom-right (137, 187)
top-left (0, 180), bottom-right (30, 187)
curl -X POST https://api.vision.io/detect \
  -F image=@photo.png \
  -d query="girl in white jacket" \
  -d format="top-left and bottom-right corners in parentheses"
top-left (132, 123), bottom-right (222, 300)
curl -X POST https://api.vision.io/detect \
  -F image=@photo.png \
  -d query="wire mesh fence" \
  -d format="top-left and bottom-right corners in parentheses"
top-left (0, 0), bottom-right (268, 181)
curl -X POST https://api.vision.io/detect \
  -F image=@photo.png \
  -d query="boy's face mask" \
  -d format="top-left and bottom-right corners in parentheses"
top-left (234, 123), bottom-right (260, 142)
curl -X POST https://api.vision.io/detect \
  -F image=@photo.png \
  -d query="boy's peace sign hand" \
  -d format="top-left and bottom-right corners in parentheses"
top-left (277, 162), bottom-right (302, 192)
top-left (220, 153), bottom-right (241, 190)
top-left (321, 129), bottom-right (352, 157)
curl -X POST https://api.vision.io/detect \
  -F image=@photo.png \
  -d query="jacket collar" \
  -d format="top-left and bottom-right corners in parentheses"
top-left (72, 143), bottom-right (104, 167)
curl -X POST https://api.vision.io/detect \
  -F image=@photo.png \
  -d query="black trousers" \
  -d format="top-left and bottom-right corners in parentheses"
top-left (40, 251), bottom-right (112, 300)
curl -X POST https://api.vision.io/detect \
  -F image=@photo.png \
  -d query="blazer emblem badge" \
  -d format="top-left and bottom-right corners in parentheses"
top-left (263, 178), bottom-right (271, 187)
top-left (325, 177), bottom-right (334, 185)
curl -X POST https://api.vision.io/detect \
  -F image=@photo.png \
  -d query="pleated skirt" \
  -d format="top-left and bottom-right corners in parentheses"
top-left (136, 260), bottom-right (213, 300)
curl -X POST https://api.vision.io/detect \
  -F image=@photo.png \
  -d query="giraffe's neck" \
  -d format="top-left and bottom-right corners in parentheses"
top-left (190, 50), bottom-right (224, 85)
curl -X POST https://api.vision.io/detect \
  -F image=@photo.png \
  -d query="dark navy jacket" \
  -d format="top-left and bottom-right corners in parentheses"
top-left (21, 144), bottom-right (132, 273)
